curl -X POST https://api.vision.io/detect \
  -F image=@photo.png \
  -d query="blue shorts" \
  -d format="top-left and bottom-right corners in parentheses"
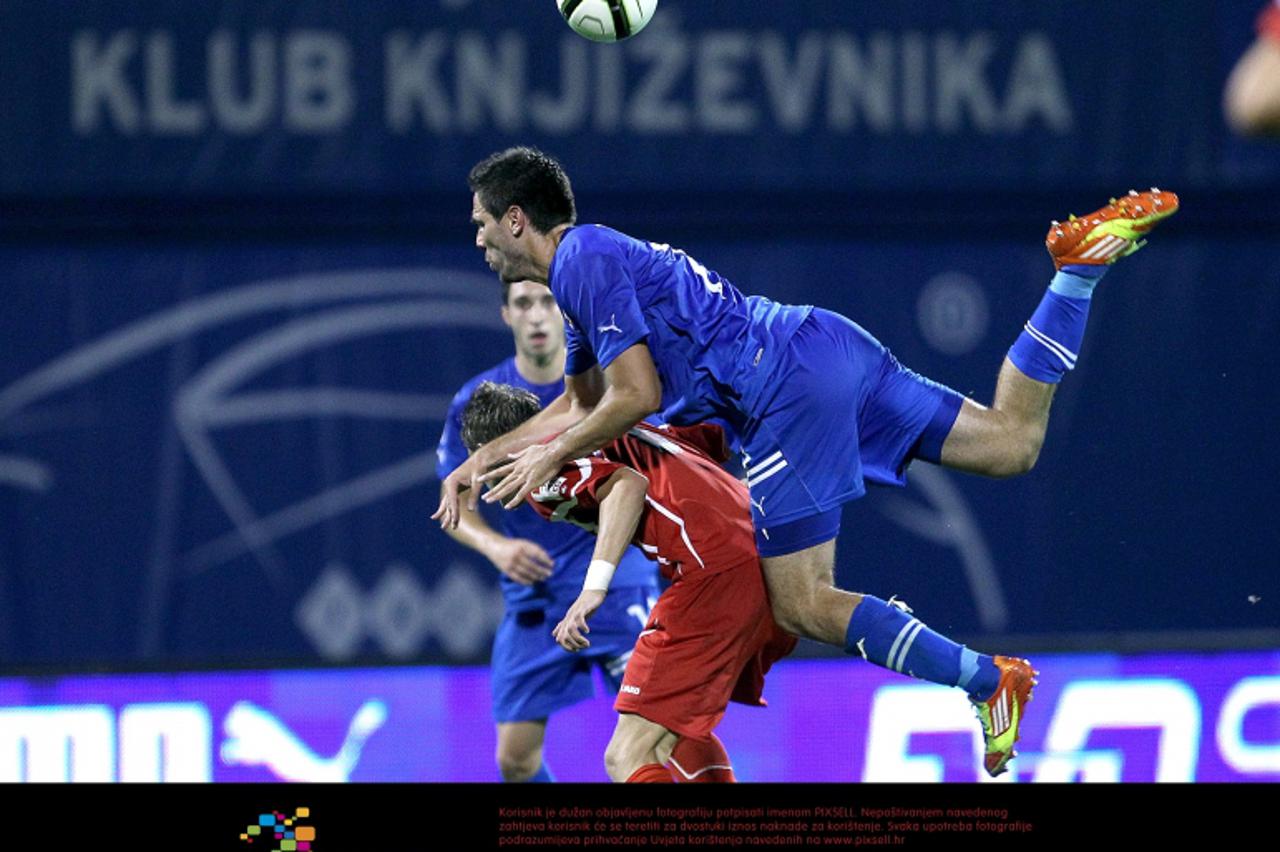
top-left (491, 584), bottom-right (659, 724)
top-left (738, 309), bottom-right (964, 557)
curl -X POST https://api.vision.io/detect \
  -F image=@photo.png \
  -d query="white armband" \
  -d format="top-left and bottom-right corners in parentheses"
top-left (583, 559), bottom-right (617, 592)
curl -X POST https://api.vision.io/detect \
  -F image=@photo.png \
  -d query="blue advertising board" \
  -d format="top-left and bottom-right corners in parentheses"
top-left (1, 234), bottom-right (1275, 665)
top-left (0, 1), bottom-right (1274, 199)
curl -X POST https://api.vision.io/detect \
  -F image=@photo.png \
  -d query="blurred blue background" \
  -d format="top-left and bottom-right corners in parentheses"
top-left (0, 1), bottom-right (1276, 676)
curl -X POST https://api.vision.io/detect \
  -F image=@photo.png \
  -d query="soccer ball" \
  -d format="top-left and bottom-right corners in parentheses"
top-left (556, 0), bottom-right (657, 43)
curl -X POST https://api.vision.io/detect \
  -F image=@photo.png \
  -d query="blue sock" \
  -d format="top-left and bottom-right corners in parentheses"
top-left (844, 595), bottom-right (1001, 699)
top-left (1007, 265), bottom-right (1107, 383)
top-left (526, 762), bottom-right (555, 783)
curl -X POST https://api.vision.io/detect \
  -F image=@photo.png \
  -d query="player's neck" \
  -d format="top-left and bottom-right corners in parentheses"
top-left (515, 348), bottom-right (566, 386)
top-left (529, 224), bottom-right (573, 281)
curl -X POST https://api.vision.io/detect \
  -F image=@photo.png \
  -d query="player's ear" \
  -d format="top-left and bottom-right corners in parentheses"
top-left (505, 205), bottom-right (525, 238)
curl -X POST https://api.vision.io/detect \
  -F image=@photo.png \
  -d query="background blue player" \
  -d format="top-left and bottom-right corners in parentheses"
top-left (436, 147), bottom-right (1179, 778)
top-left (435, 277), bottom-right (658, 783)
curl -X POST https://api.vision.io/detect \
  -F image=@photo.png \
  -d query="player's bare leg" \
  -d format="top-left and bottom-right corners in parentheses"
top-left (760, 540), bottom-right (859, 646)
top-left (938, 360), bottom-right (1055, 477)
top-left (496, 720), bottom-right (551, 782)
top-left (604, 713), bottom-right (678, 782)
top-left (762, 539), bottom-right (1038, 778)
top-left (942, 189), bottom-right (1179, 479)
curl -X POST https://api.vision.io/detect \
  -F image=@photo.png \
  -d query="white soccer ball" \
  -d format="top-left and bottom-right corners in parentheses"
top-left (556, 0), bottom-right (657, 43)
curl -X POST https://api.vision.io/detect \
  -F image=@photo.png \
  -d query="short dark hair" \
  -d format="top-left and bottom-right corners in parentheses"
top-left (500, 278), bottom-right (555, 305)
top-left (468, 147), bottom-right (576, 234)
top-left (460, 382), bottom-right (543, 453)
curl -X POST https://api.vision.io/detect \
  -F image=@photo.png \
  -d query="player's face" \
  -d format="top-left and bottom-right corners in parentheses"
top-left (472, 193), bottom-right (535, 284)
top-left (503, 280), bottom-right (564, 360)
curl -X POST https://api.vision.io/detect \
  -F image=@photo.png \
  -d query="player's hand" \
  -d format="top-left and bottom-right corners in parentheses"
top-left (552, 589), bottom-right (606, 652)
top-left (487, 538), bottom-right (554, 585)
top-left (432, 462), bottom-right (471, 530)
top-left (433, 443), bottom-right (504, 529)
top-left (480, 443), bottom-right (564, 509)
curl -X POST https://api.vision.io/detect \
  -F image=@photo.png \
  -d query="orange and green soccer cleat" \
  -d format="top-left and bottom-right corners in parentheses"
top-left (1046, 188), bottom-right (1179, 269)
top-left (971, 655), bottom-right (1038, 778)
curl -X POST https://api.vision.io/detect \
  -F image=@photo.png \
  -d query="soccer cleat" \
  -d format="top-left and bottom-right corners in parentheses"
top-left (970, 655), bottom-right (1038, 778)
top-left (1046, 188), bottom-right (1179, 269)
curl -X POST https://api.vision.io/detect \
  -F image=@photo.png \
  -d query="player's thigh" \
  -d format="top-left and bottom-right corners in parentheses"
top-left (496, 720), bottom-right (547, 764)
top-left (760, 539), bottom-right (837, 611)
top-left (936, 398), bottom-right (999, 474)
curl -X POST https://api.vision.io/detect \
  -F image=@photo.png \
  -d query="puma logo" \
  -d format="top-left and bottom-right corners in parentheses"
top-left (597, 313), bottom-right (623, 334)
top-left (220, 699), bottom-right (387, 782)
top-left (749, 495), bottom-right (766, 517)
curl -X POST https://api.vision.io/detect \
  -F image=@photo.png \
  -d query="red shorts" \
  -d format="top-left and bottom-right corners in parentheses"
top-left (614, 560), bottom-right (797, 738)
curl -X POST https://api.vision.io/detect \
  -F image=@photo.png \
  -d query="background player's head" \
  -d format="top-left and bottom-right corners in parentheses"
top-left (469, 147), bottom-right (576, 284)
top-left (501, 280), bottom-right (565, 366)
top-left (461, 381), bottom-right (542, 455)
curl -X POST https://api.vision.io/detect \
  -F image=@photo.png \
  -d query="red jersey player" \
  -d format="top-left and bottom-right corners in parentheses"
top-left (460, 380), bottom-right (795, 783)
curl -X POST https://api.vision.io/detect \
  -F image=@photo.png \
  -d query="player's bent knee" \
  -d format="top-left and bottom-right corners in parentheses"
top-left (604, 714), bottom-right (675, 782)
top-left (603, 734), bottom-right (641, 782)
top-left (496, 745), bottom-right (543, 782)
top-left (996, 429), bottom-right (1044, 478)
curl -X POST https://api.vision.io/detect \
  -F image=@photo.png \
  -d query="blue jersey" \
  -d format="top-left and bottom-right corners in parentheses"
top-left (550, 225), bottom-right (813, 427)
top-left (435, 357), bottom-right (657, 611)
top-left (549, 225), bottom-right (965, 559)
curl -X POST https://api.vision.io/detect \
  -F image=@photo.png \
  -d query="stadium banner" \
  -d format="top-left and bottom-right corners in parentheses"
top-left (0, 0), bottom-right (1272, 198)
top-left (0, 652), bottom-right (1276, 782)
top-left (1, 238), bottom-right (1274, 666)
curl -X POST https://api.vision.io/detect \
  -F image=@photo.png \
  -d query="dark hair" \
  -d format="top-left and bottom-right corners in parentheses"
top-left (468, 147), bottom-right (576, 234)
top-left (460, 382), bottom-right (543, 453)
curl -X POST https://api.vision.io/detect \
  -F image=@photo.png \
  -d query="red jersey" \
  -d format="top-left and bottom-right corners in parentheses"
top-left (527, 422), bottom-right (755, 581)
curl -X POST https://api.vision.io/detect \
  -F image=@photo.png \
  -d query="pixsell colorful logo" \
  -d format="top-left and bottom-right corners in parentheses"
top-left (240, 807), bottom-right (316, 851)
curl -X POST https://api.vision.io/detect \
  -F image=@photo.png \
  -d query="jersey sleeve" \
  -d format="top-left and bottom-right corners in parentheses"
top-left (661, 422), bottom-right (732, 463)
top-left (434, 383), bottom-right (472, 479)
top-left (563, 311), bottom-right (597, 377)
top-left (557, 249), bottom-right (650, 373)
top-left (527, 456), bottom-right (626, 519)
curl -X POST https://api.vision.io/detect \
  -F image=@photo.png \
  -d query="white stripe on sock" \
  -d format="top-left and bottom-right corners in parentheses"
top-left (893, 622), bottom-right (925, 673)
top-left (1024, 322), bottom-right (1078, 369)
top-left (886, 618), bottom-right (921, 672)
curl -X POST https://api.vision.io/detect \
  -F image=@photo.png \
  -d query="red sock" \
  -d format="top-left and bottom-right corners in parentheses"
top-left (668, 734), bottom-right (736, 782)
top-left (626, 763), bottom-right (675, 783)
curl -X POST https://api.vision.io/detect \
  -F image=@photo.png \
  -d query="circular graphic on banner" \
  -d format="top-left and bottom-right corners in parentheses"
top-left (916, 272), bottom-right (990, 355)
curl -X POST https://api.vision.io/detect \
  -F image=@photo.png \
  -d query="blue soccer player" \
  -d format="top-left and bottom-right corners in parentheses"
top-left (435, 277), bottom-right (659, 783)
top-left (435, 147), bottom-right (1178, 778)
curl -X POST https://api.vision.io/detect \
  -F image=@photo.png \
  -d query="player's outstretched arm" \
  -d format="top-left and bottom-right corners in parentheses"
top-left (484, 343), bottom-right (662, 509)
top-left (1225, 21), bottom-right (1280, 135)
top-left (438, 483), bottom-right (554, 585)
top-left (553, 466), bottom-right (649, 652)
top-left (433, 387), bottom-right (583, 529)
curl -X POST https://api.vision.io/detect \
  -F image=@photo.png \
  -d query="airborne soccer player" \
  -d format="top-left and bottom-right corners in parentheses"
top-left (435, 146), bottom-right (1179, 777)
top-left (435, 279), bottom-right (658, 783)
top-left (460, 380), bottom-right (796, 783)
